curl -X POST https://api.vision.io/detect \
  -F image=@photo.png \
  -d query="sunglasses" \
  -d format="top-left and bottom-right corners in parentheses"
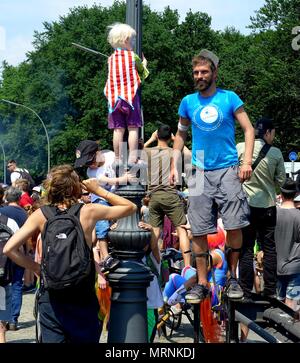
top-left (82, 192), bottom-right (90, 196)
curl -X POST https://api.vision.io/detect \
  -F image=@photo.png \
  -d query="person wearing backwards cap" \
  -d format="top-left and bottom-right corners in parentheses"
top-left (171, 49), bottom-right (255, 303)
top-left (74, 140), bottom-right (135, 276)
top-left (274, 178), bottom-right (300, 314)
top-left (237, 118), bottom-right (286, 298)
top-left (237, 117), bottom-right (286, 341)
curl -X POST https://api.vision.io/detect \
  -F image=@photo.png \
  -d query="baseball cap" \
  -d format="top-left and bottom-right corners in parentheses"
top-left (255, 117), bottom-right (274, 137)
top-left (280, 178), bottom-right (297, 194)
top-left (74, 140), bottom-right (99, 168)
top-left (32, 186), bottom-right (41, 193)
top-left (198, 49), bottom-right (219, 69)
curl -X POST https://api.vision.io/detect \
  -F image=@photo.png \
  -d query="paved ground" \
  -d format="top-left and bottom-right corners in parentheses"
top-left (6, 291), bottom-right (265, 344)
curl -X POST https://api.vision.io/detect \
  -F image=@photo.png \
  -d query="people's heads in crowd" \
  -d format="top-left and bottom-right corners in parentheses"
top-left (14, 178), bottom-right (30, 193)
top-left (280, 178), bottom-right (297, 201)
top-left (80, 189), bottom-right (91, 204)
top-left (74, 140), bottom-right (103, 172)
top-left (0, 184), bottom-right (4, 205)
top-left (255, 117), bottom-right (275, 144)
top-left (7, 159), bottom-right (17, 172)
top-left (294, 194), bottom-right (300, 209)
top-left (43, 165), bottom-right (81, 208)
top-left (142, 196), bottom-right (150, 207)
top-left (192, 49), bottom-right (219, 92)
top-left (107, 22), bottom-right (136, 50)
top-left (4, 186), bottom-right (22, 204)
top-left (157, 124), bottom-right (172, 142)
top-left (31, 185), bottom-right (42, 202)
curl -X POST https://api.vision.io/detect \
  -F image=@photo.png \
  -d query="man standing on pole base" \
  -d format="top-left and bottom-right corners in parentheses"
top-left (170, 49), bottom-right (255, 303)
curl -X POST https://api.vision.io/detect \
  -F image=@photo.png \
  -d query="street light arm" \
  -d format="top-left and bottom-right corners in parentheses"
top-left (1, 98), bottom-right (51, 174)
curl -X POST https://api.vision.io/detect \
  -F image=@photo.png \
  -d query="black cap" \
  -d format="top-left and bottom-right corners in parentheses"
top-left (280, 178), bottom-right (297, 194)
top-left (74, 140), bottom-right (99, 168)
top-left (255, 117), bottom-right (274, 137)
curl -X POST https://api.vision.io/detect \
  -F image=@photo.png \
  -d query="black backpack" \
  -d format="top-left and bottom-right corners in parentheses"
top-left (40, 204), bottom-right (92, 291)
top-left (0, 214), bottom-right (14, 287)
top-left (17, 168), bottom-right (35, 191)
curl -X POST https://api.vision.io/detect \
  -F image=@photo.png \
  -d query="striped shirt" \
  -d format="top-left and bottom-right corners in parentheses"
top-left (104, 49), bottom-right (141, 111)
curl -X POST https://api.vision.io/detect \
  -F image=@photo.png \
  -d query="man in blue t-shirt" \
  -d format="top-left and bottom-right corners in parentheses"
top-left (170, 49), bottom-right (255, 302)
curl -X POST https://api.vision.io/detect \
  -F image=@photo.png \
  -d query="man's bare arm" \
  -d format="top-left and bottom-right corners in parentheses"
top-left (170, 117), bottom-right (190, 184)
top-left (235, 107), bottom-right (255, 182)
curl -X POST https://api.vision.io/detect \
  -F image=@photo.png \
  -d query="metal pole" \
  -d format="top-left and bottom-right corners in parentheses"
top-left (291, 160), bottom-right (295, 180)
top-left (126, 0), bottom-right (144, 142)
top-left (235, 311), bottom-right (279, 343)
top-left (71, 42), bottom-right (108, 58)
top-left (0, 141), bottom-right (6, 184)
top-left (1, 99), bottom-right (50, 174)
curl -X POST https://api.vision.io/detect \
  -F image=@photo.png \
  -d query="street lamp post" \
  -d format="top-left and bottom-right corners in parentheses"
top-left (1, 99), bottom-right (50, 174)
top-left (0, 141), bottom-right (6, 184)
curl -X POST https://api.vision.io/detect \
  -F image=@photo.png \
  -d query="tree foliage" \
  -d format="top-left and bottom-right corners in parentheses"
top-left (0, 0), bottom-right (299, 182)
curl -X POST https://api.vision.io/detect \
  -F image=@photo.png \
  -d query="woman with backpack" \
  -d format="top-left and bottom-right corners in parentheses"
top-left (3, 164), bottom-right (137, 343)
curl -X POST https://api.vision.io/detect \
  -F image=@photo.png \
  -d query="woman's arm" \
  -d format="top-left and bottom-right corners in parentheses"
top-left (82, 178), bottom-right (137, 222)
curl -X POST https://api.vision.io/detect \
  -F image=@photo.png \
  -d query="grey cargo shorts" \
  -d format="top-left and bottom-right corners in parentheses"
top-left (187, 165), bottom-right (250, 236)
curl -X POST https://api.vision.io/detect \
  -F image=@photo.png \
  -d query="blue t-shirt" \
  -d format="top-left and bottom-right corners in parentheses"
top-left (178, 88), bottom-right (244, 170)
top-left (0, 205), bottom-right (27, 227)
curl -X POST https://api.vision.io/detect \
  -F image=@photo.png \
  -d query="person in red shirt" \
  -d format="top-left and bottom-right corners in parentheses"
top-left (14, 179), bottom-right (34, 208)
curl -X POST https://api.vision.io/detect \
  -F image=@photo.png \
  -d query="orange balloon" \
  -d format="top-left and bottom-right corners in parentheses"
top-left (207, 226), bottom-right (225, 249)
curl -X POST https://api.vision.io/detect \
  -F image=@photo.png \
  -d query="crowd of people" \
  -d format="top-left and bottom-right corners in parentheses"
top-left (0, 24), bottom-right (299, 344)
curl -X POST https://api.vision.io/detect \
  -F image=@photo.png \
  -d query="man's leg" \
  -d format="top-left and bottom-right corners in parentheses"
top-left (176, 226), bottom-right (191, 267)
top-left (225, 229), bottom-right (244, 299)
top-left (0, 322), bottom-right (6, 343)
top-left (259, 207), bottom-right (277, 297)
top-left (113, 128), bottom-right (125, 162)
top-left (239, 223), bottom-right (256, 298)
top-left (152, 226), bottom-right (161, 248)
top-left (94, 199), bottom-right (119, 272)
top-left (226, 229), bottom-right (243, 278)
top-left (11, 264), bottom-right (25, 328)
top-left (185, 235), bottom-right (210, 303)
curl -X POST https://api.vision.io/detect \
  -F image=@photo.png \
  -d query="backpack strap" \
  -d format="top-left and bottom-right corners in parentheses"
top-left (0, 214), bottom-right (8, 225)
top-left (68, 203), bottom-right (84, 217)
top-left (251, 143), bottom-right (271, 172)
top-left (40, 205), bottom-right (58, 220)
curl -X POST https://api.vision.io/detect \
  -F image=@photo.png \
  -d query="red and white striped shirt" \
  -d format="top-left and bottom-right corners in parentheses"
top-left (104, 49), bottom-right (141, 111)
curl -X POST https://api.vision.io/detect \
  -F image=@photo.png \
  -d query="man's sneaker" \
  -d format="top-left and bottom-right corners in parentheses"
top-left (101, 255), bottom-right (120, 273)
top-left (185, 284), bottom-right (209, 304)
top-left (225, 278), bottom-right (244, 299)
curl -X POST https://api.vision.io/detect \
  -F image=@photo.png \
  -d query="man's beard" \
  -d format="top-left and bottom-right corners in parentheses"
top-left (194, 77), bottom-right (213, 92)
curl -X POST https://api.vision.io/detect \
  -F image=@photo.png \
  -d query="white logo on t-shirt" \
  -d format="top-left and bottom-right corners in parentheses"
top-left (193, 104), bottom-right (223, 132)
top-left (200, 106), bottom-right (219, 124)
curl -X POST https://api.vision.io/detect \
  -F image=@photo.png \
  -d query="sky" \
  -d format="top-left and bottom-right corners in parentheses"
top-left (0, 0), bottom-right (265, 66)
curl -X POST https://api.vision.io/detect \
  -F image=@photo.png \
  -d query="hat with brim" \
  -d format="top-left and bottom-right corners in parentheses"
top-left (280, 186), bottom-right (297, 194)
top-left (198, 49), bottom-right (219, 69)
top-left (74, 140), bottom-right (99, 168)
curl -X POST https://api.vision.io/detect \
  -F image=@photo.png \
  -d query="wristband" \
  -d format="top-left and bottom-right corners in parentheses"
top-left (178, 122), bottom-right (189, 132)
